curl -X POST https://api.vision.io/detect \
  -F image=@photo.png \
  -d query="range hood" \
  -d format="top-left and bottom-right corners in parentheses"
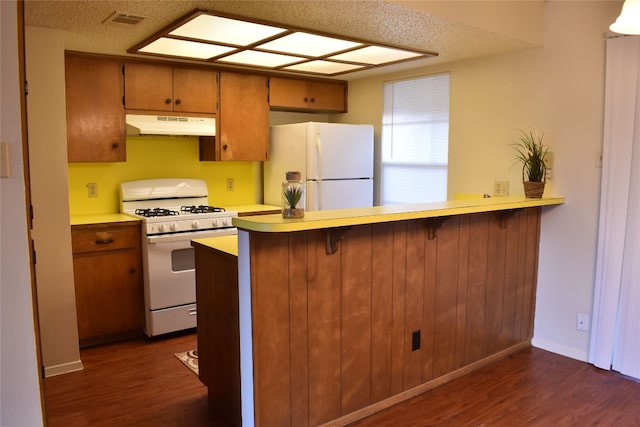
top-left (125, 114), bottom-right (215, 136)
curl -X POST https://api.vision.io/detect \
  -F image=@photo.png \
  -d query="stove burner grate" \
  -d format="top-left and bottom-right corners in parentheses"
top-left (135, 208), bottom-right (179, 218)
top-left (181, 205), bottom-right (226, 214)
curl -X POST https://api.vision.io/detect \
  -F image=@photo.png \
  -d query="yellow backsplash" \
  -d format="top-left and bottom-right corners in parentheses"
top-left (68, 136), bottom-right (258, 215)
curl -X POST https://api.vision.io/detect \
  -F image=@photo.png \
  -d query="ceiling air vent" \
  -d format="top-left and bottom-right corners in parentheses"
top-left (103, 12), bottom-right (146, 27)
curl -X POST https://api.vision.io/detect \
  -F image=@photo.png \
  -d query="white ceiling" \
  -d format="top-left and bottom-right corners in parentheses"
top-left (24, 0), bottom-right (542, 80)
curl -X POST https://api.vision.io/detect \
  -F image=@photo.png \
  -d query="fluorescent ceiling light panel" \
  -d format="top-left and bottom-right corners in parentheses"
top-left (218, 50), bottom-right (304, 68)
top-left (130, 10), bottom-right (437, 75)
top-left (284, 60), bottom-right (365, 74)
top-left (257, 32), bottom-right (362, 56)
top-left (169, 14), bottom-right (287, 46)
top-left (329, 46), bottom-right (423, 64)
top-left (139, 37), bottom-right (236, 59)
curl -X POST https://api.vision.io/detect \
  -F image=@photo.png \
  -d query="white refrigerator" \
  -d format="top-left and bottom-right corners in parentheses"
top-left (264, 122), bottom-right (374, 211)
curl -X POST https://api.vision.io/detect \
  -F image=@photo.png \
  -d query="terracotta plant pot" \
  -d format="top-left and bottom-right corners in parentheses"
top-left (523, 181), bottom-right (545, 198)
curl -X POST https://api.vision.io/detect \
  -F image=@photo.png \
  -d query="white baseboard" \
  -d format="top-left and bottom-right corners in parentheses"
top-left (44, 359), bottom-right (84, 377)
top-left (531, 338), bottom-right (589, 362)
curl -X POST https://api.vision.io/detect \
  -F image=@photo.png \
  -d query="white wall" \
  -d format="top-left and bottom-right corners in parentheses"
top-left (26, 27), bottom-right (82, 376)
top-left (0, 1), bottom-right (45, 425)
top-left (532, 1), bottom-right (615, 360)
top-left (341, 1), bottom-right (620, 361)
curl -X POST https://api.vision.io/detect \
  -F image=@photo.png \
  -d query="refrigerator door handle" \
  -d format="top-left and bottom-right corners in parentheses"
top-left (315, 134), bottom-right (322, 210)
top-left (315, 133), bottom-right (322, 177)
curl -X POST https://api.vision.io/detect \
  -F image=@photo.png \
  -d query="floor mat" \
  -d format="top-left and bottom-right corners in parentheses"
top-left (174, 349), bottom-right (198, 376)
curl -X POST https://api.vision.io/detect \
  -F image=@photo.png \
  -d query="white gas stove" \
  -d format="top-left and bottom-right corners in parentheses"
top-left (121, 178), bottom-right (237, 236)
top-left (131, 206), bottom-right (236, 238)
top-left (120, 178), bottom-right (237, 336)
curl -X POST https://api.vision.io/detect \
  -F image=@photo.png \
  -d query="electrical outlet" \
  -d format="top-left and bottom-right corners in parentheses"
top-left (227, 178), bottom-right (234, 192)
top-left (87, 183), bottom-right (98, 198)
top-left (544, 151), bottom-right (553, 180)
top-left (411, 330), bottom-right (421, 351)
top-left (577, 313), bottom-right (589, 331)
top-left (494, 180), bottom-right (509, 197)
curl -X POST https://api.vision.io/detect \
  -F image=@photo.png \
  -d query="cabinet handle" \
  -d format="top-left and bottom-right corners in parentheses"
top-left (175, 99), bottom-right (181, 105)
top-left (222, 144), bottom-right (228, 150)
top-left (112, 142), bottom-right (119, 149)
top-left (165, 98), bottom-right (172, 104)
top-left (95, 232), bottom-right (113, 245)
top-left (129, 267), bottom-right (136, 274)
top-left (303, 97), bottom-right (309, 103)
top-left (310, 97), bottom-right (315, 103)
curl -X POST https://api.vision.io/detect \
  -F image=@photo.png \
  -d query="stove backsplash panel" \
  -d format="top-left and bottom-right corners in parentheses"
top-left (67, 136), bottom-right (257, 216)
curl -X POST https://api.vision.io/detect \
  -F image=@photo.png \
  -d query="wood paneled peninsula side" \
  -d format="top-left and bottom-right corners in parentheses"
top-left (192, 196), bottom-right (564, 427)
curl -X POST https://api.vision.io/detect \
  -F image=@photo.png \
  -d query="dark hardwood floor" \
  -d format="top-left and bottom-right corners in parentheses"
top-left (350, 346), bottom-right (640, 427)
top-left (44, 333), bottom-right (640, 427)
top-left (44, 331), bottom-right (231, 427)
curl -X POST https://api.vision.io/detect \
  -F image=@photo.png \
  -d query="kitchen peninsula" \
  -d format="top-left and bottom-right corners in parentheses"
top-left (192, 196), bottom-right (564, 427)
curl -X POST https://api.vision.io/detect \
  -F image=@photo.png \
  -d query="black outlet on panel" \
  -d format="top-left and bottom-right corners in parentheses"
top-left (412, 330), bottom-right (421, 351)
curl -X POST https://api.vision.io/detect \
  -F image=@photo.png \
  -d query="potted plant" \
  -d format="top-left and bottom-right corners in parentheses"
top-left (512, 129), bottom-right (549, 198)
top-left (282, 184), bottom-right (304, 218)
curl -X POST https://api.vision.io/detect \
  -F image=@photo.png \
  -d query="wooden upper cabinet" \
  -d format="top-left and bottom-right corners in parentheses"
top-left (124, 63), bottom-right (217, 114)
top-left (65, 54), bottom-right (126, 162)
top-left (200, 72), bottom-right (269, 162)
top-left (173, 67), bottom-right (218, 113)
top-left (269, 77), bottom-right (347, 112)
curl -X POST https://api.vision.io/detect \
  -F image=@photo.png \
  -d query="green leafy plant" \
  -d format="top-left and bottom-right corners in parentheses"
top-left (283, 186), bottom-right (302, 209)
top-left (512, 129), bottom-right (549, 182)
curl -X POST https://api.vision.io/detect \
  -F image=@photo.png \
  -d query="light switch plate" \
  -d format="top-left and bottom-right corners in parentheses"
top-left (1, 142), bottom-right (10, 178)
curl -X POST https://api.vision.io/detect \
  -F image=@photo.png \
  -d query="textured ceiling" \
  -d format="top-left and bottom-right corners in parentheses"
top-left (24, 0), bottom-right (538, 80)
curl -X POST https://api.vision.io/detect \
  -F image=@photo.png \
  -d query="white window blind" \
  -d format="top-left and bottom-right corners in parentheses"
top-left (382, 73), bottom-right (450, 205)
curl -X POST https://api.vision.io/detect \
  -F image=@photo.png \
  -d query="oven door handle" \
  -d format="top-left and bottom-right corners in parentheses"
top-left (146, 229), bottom-right (236, 244)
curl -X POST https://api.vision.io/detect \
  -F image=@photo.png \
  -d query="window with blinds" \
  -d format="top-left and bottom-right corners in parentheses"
top-left (381, 73), bottom-right (450, 205)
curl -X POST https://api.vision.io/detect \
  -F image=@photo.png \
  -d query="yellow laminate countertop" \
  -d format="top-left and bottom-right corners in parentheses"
top-left (233, 196), bottom-right (565, 233)
top-left (70, 213), bottom-right (140, 226)
top-left (191, 235), bottom-right (238, 256)
top-left (223, 204), bottom-right (281, 216)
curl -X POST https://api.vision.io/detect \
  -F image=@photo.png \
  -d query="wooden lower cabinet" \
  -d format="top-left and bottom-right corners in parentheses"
top-left (195, 207), bottom-right (541, 426)
top-left (71, 222), bottom-right (144, 346)
top-left (194, 244), bottom-right (241, 426)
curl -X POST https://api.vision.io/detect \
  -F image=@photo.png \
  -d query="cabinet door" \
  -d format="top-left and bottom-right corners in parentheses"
top-left (124, 62), bottom-right (174, 112)
top-left (73, 249), bottom-right (144, 341)
top-left (308, 81), bottom-right (347, 112)
top-left (217, 72), bottom-right (269, 161)
top-left (173, 67), bottom-right (218, 114)
top-left (65, 55), bottom-right (125, 162)
top-left (269, 77), bottom-right (309, 110)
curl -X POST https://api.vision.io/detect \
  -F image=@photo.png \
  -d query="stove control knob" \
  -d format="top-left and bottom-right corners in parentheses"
top-left (170, 222), bottom-right (177, 231)
top-left (158, 224), bottom-right (166, 233)
top-left (212, 218), bottom-right (220, 227)
top-left (192, 220), bottom-right (200, 229)
top-left (222, 217), bottom-right (231, 227)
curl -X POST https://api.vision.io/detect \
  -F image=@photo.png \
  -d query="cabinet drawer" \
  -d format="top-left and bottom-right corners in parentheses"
top-left (72, 225), bottom-right (139, 254)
